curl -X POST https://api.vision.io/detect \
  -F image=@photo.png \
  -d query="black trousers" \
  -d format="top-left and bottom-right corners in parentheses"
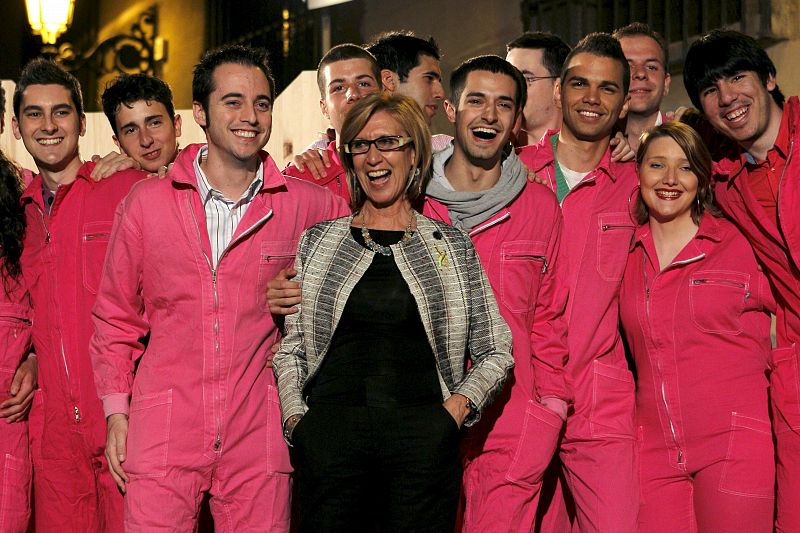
top-left (291, 403), bottom-right (462, 533)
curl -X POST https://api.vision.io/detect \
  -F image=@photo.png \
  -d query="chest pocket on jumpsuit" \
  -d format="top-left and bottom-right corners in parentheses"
top-left (258, 240), bottom-right (298, 312)
top-left (81, 221), bottom-right (113, 294)
top-left (596, 213), bottom-right (635, 282)
top-left (689, 270), bottom-right (750, 335)
top-left (500, 240), bottom-right (548, 314)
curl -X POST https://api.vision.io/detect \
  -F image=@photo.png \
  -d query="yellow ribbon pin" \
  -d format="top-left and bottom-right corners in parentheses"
top-left (434, 243), bottom-right (450, 271)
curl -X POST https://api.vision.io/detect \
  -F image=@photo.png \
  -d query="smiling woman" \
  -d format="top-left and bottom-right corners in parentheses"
top-left (272, 93), bottom-right (514, 533)
top-left (619, 122), bottom-right (776, 533)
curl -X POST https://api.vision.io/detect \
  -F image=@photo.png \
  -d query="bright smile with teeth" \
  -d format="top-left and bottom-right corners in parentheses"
top-left (725, 106), bottom-right (748, 121)
top-left (367, 170), bottom-right (390, 181)
top-left (233, 130), bottom-right (257, 138)
top-left (655, 190), bottom-right (681, 199)
top-left (38, 138), bottom-right (63, 145)
top-left (578, 110), bottom-right (601, 118)
top-left (472, 127), bottom-right (498, 140)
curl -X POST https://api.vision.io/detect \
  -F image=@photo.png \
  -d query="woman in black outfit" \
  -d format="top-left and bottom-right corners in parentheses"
top-left (273, 93), bottom-right (513, 533)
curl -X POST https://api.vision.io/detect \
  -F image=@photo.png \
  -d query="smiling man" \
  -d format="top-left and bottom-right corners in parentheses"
top-left (613, 23), bottom-right (671, 151)
top-left (684, 30), bottom-right (798, 533)
top-left (101, 74), bottom-right (181, 173)
top-left (518, 33), bottom-right (639, 533)
top-left (284, 44), bottom-right (381, 204)
top-left (12, 58), bottom-right (146, 532)
top-left (89, 45), bottom-right (348, 531)
top-left (422, 55), bottom-right (571, 533)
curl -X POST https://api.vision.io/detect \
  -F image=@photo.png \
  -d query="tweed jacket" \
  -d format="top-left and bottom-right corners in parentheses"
top-left (273, 213), bottom-right (514, 428)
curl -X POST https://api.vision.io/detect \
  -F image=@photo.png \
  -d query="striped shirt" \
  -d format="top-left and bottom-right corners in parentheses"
top-left (193, 147), bottom-right (264, 267)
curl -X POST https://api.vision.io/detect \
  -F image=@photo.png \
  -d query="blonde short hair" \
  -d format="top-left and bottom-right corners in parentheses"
top-left (339, 93), bottom-right (432, 211)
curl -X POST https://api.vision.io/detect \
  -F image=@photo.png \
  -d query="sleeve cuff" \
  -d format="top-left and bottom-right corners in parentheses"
top-left (102, 393), bottom-right (131, 418)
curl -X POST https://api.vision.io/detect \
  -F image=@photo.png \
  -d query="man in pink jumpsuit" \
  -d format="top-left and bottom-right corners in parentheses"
top-left (684, 29), bottom-right (800, 532)
top-left (517, 33), bottom-right (639, 532)
top-left (12, 59), bottom-right (146, 532)
top-left (421, 55), bottom-right (572, 532)
top-left (90, 45), bottom-right (348, 531)
top-left (284, 44), bottom-right (382, 204)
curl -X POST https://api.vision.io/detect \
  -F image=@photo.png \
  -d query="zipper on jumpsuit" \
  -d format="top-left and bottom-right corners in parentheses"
top-left (36, 202), bottom-right (81, 424)
top-left (692, 278), bottom-right (750, 300)
top-left (643, 253), bottom-right (704, 465)
top-left (188, 192), bottom-right (274, 452)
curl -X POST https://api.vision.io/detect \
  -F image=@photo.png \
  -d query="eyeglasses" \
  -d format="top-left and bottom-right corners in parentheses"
top-left (344, 136), bottom-right (414, 154)
top-left (524, 75), bottom-right (558, 85)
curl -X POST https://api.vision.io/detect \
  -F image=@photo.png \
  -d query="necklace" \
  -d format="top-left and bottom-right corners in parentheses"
top-left (360, 212), bottom-right (415, 256)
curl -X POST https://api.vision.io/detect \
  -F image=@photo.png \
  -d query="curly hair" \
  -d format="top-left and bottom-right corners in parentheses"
top-left (0, 150), bottom-right (25, 294)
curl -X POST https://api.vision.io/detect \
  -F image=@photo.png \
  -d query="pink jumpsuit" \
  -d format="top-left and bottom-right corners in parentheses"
top-left (518, 135), bottom-right (640, 533)
top-left (712, 95), bottom-right (800, 532)
top-left (21, 164), bottom-right (145, 532)
top-left (0, 267), bottom-right (32, 533)
top-left (620, 214), bottom-right (775, 532)
top-left (90, 144), bottom-right (349, 532)
top-left (422, 178), bottom-right (571, 533)
top-left (284, 141), bottom-right (351, 206)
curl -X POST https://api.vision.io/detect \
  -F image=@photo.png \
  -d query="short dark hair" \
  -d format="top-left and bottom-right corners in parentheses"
top-left (562, 32), bottom-right (630, 95)
top-left (612, 22), bottom-right (669, 67)
top-left (450, 55), bottom-right (527, 115)
top-left (192, 45), bottom-right (275, 115)
top-left (14, 58), bottom-right (83, 118)
top-left (101, 74), bottom-right (176, 136)
top-left (684, 30), bottom-right (784, 110)
top-left (366, 31), bottom-right (441, 81)
top-left (506, 31), bottom-right (571, 77)
top-left (316, 44), bottom-right (381, 97)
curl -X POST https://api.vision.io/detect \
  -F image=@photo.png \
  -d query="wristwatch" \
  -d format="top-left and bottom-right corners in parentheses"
top-left (283, 415), bottom-right (302, 444)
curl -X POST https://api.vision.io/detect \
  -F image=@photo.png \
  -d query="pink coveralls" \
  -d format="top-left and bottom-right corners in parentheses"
top-left (90, 144), bottom-right (349, 532)
top-left (0, 266), bottom-right (32, 533)
top-left (283, 141), bottom-right (351, 206)
top-left (620, 214), bottom-right (775, 532)
top-left (422, 181), bottom-right (571, 533)
top-left (21, 164), bottom-right (145, 532)
top-left (712, 95), bottom-right (800, 533)
top-left (518, 135), bottom-right (640, 533)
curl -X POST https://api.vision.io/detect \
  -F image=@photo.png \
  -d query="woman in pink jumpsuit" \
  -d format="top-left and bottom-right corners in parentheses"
top-left (0, 151), bottom-right (33, 533)
top-left (619, 123), bottom-right (776, 532)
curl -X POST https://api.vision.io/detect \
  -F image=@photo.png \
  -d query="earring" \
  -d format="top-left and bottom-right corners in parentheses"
top-left (412, 168), bottom-right (421, 178)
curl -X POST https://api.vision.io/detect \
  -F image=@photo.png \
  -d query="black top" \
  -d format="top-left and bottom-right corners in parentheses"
top-left (306, 227), bottom-right (442, 407)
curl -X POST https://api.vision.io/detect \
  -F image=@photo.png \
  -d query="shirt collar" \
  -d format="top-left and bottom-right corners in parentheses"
top-left (193, 146), bottom-right (264, 205)
top-left (742, 107), bottom-right (790, 164)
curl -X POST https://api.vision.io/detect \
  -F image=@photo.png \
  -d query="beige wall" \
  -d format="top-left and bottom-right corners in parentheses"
top-left (98, 0), bottom-right (206, 108)
top-left (265, 71), bottom-right (331, 168)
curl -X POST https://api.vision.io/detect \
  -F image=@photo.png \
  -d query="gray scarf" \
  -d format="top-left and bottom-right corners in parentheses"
top-left (425, 143), bottom-right (527, 232)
